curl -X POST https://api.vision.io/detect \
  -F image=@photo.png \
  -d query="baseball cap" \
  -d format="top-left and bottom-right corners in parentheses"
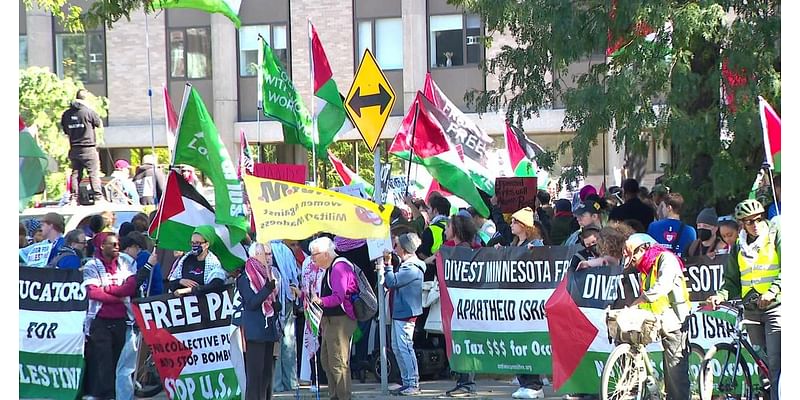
top-left (114, 159), bottom-right (130, 170)
top-left (574, 200), bottom-right (602, 216)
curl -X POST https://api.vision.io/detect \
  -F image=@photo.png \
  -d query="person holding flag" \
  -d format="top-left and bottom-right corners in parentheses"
top-left (167, 226), bottom-right (228, 296)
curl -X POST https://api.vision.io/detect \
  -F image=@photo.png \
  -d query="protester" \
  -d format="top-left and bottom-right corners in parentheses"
top-left (110, 159), bottom-right (140, 204)
top-left (535, 190), bottom-right (553, 234)
top-left (48, 229), bottom-right (87, 269)
top-left (650, 184), bottom-right (669, 220)
top-left (646, 193), bottom-right (696, 257)
top-left (308, 236), bottom-right (358, 400)
top-left (25, 218), bottom-right (44, 244)
top-left (718, 218), bottom-right (739, 248)
top-left (271, 240), bottom-right (301, 393)
top-left (605, 186), bottom-right (623, 209)
top-left (686, 207), bottom-right (727, 258)
top-left (381, 232), bottom-right (426, 396)
top-left (417, 196), bottom-right (451, 267)
top-left (61, 89), bottom-right (104, 203)
top-left (608, 178), bottom-right (655, 230)
top-left (708, 199), bottom-right (780, 400)
top-left (19, 223), bottom-right (28, 249)
top-left (549, 199), bottom-right (578, 246)
top-left (238, 242), bottom-right (282, 400)
top-left (126, 231), bottom-right (164, 296)
top-left (20, 218), bottom-right (56, 268)
top-left (133, 154), bottom-right (166, 205)
top-left (115, 234), bottom-right (159, 400)
top-left (298, 245), bottom-right (326, 392)
top-left (626, 233), bottom-right (691, 400)
top-left (468, 206), bottom-right (497, 246)
top-left (563, 200), bottom-right (603, 246)
top-left (82, 232), bottom-right (137, 400)
top-left (39, 212), bottom-right (66, 263)
top-left (168, 226), bottom-right (227, 296)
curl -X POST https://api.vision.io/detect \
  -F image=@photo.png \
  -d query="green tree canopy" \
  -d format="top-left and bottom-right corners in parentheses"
top-left (19, 66), bottom-right (109, 203)
top-left (452, 0), bottom-right (780, 216)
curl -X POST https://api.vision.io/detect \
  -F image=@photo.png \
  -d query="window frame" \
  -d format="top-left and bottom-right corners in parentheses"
top-left (19, 35), bottom-right (28, 69)
top-left (354, 17), bottom-right (404, 71)
top-left (167, 25), bottom-right (213, 81)
top-left (54, 30), bottom-right (107, 84)
top-left (237, 23), bottom-right (290, 78)
top-left (427, 12), bottom-right (484, 69)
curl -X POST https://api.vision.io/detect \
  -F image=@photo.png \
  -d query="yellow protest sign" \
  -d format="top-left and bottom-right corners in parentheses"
top-left (243, 175), bottom-right (393, 240)
top-left (344, 48), bottom-right (396, 152)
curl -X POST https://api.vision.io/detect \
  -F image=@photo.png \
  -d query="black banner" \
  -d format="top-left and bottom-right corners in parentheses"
top-left (19, 267), bottom-right (87, 312)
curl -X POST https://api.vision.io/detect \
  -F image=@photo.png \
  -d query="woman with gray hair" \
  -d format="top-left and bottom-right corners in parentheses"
top-left (380, 232), bottom-right (426, 396)
top-left (308, 236), bottom-right (358, 400)
top-left (236, 242), bottom-right (282, 400)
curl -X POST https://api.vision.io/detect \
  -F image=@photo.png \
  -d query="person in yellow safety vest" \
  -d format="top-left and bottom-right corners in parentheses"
top-left (415, 195), bottom-right (451, 281)
top-left (708, 198), bottom-right (780, 400)
top-left (625, 233), bottom-right (691, 400)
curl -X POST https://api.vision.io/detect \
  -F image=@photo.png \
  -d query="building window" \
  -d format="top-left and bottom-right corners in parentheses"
top-left (429, 14), bottom-right (482, 68)
top-left (238, 24), bottom-right (288, 77)
top-left (19, 36), bottom-right (27, 69)
top-left (55, 32), bottom-right (105, 82)
top-left (356, 18), bottom-right (403, 69)
top-left (169, 27), bottom-right (211, 79)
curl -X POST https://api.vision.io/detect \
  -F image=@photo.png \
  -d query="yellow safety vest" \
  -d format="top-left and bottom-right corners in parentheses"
top-left (639, 254), bottom-right (692, 315)
top-left (430, 221), bottom-right (446, 254)
top-left (738, 236), bottom-right (780, 297)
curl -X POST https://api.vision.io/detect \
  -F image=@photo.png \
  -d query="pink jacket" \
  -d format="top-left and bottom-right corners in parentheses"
top-left (321, 259), bottom-right (358, 320)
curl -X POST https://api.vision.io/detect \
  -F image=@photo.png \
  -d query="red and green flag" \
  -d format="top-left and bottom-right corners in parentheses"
top-left (504, 122), bottom-right (543, 178)
top-left (311, 23), bottom-right (353, 157)
top-left (759, 96), bottom-right (781, 173)
top-left (327, 150), bottom-right (374, 196)
top-left (389, 91), bottom-right (489, 217)
top-left (149, 171), bottom-right (247, 270)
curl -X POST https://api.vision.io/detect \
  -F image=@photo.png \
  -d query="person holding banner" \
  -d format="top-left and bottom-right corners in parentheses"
top-left (625, 233), bottom-right (692, 400)
top-left (707, 199), bottom-right (781, 400)
top-left (309, 236), bottom-right (359, 400)
top-left (168, 227), bottom-right (228, 296)
top-left (236, 242), bottom-right (282, 400)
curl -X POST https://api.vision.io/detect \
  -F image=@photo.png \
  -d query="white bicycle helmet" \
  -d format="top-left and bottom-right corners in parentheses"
top-left (734, 199), bottom-right (765, 221)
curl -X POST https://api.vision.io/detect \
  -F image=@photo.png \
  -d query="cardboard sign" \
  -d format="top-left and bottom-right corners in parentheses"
top-left (495, 177), bottom-right (538, 213)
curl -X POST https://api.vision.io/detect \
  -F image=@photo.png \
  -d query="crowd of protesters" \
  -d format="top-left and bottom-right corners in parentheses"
top-left (18, 172), bottom-right (780, 400)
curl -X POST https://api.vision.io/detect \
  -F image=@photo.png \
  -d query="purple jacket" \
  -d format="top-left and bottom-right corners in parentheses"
top-left (321, 259), bottom-right (358, 320)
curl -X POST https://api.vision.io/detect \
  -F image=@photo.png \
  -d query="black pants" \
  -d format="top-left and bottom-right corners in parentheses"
top-left (69, 146), bottom-right (102, 197)
top-left (245, 340), bottom-right (276, 400)
top-left (85, 317), bottom-right (127, 398)
top-left (517, 374), bottom-right (543, 390)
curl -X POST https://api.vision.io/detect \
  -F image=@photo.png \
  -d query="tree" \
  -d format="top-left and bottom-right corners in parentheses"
top-left (452, 0), bottom-right (780, 217)
top-left (19, 67), bottom-right (109, 203)
top-left (23, 0), bottom-right (150, 32)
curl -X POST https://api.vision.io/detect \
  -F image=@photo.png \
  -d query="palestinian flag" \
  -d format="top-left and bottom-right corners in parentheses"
top-left (149, 0), bottom-right (241, 27)
top-left (19, 117), bottom-right (48, 210)
top-left (327, 150), bottom-right (374, 195)
top-left (163, 84), bottom-right (179, 154)
top-left (311, 23), bottom-right (353, 156)
top-left (149, 171), bottom-right (247, 270)
top-left (389, 91), bottom-right (489, 217)
top-left (504, 122), bottom-right (543, 178)
top-left (759, 96), bottom-right (781, 172)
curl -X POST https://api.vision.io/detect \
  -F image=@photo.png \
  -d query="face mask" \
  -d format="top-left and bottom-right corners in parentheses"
top-left (191, 244), bottom-right (203, 255)
top-left (586, 244), bottom-right (599, 256)
top-left (698, 228), bottom-right (713, 241)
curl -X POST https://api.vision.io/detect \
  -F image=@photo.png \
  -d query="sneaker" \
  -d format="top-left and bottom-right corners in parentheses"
top-left (400, 386), bottom-right (421, 396)
top-left (446, 384), bottom-right (475, 397)
top-left (512, 387), bottom-right (545, 399)
top-left (391, 385), bottom-right (409, 395)
top-left (309, 385), bottom-right (319, 393)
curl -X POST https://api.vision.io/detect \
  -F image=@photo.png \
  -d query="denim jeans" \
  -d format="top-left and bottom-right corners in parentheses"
top-left (115, 325), bottom-right (139, 400)
top-left (273, 312), bottom-right (298, 392)
top-left (392, 319), bottom-right (419, 388)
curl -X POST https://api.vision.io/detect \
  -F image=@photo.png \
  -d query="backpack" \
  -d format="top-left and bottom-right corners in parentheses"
top-left (331, 257), bottom-right (378, 321)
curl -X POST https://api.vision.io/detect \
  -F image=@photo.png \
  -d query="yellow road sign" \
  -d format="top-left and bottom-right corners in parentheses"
top-left (344, 49), bottom-right (396, 152)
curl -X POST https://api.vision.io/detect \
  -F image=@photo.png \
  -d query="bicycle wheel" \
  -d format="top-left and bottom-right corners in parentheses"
top-left (688, 343), bottom-right (706, 399)
top-left (699, 343), bottom-right (753, 400)
top-left (602, 343), bottom-right (645, 400)
top-left (134, 343), bottom-right (163, 398)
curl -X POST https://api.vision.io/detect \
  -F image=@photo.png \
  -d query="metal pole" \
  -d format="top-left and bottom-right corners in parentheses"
top-left (309, 19), bottom-right (318, 185)
top-left (144, 13), bottom-right (157, 174)
top-left (256, 35), bottom-right (263, 164)
top-left (371, 143), bottom-right (388, 394)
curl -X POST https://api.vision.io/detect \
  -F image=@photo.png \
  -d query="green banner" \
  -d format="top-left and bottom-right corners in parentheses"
top-left (19, 351), bottom-right (85, 400)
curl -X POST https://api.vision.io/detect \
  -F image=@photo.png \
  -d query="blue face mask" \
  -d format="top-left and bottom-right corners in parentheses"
top-left (191, 244), bottom-right (203, 255)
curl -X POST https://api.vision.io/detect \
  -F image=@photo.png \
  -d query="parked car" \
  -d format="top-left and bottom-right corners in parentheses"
top-left (19, 203), bottom-right (145, 233)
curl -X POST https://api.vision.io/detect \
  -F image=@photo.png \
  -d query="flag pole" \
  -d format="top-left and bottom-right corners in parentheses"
top-left (144, 12), bottom-right (157, 171)
top-left (308, 19), bottom-right (318, 185)
top-left (257, 35), bottom-right (264, 163)
top-left (404, 101), bottom-right (420, 196)
top-left (372, 143), bottom-right (388, 395)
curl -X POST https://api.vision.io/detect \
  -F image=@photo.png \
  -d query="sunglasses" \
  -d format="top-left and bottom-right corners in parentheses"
top-left (742, 217), bottom-right (763, 226)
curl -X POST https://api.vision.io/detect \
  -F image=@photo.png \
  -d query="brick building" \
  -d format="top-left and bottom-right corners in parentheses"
top-left (19, 0), bottom-right (669, 188)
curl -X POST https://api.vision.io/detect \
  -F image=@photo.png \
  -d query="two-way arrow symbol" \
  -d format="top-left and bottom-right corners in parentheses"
top-left (348, 83), bottom-right (392, 118)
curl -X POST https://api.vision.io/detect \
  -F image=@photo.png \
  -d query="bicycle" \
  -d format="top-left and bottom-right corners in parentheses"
top-left (698, 298), bottom-right (771, 400)
top-left (601, 308), bottom-right (705, 400)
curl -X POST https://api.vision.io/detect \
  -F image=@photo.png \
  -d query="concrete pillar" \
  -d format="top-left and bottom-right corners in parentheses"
top-left (26, 3), bottom-right (53, 71)
top-left (402, 0), bottom-right (428, 108)
top-left (211, 14), bottom-right (239, 164)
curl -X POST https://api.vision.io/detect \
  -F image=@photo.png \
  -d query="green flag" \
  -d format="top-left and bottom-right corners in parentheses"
top-left (19, 119), bottom-right (48, 211)
top-left (259, 39), bottom-right (318, 154)
top-left (150, 0), bottom-right (241, 28)
top-left (173, 86), bottom-right (249, 244)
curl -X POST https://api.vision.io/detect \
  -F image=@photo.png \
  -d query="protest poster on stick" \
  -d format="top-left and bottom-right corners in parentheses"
top-left (132, 288), bottom-right (241, 400)
top-left (495, 177), bottom-right (537, 213)
top-left (19, 267), bottom-right (88, 400)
